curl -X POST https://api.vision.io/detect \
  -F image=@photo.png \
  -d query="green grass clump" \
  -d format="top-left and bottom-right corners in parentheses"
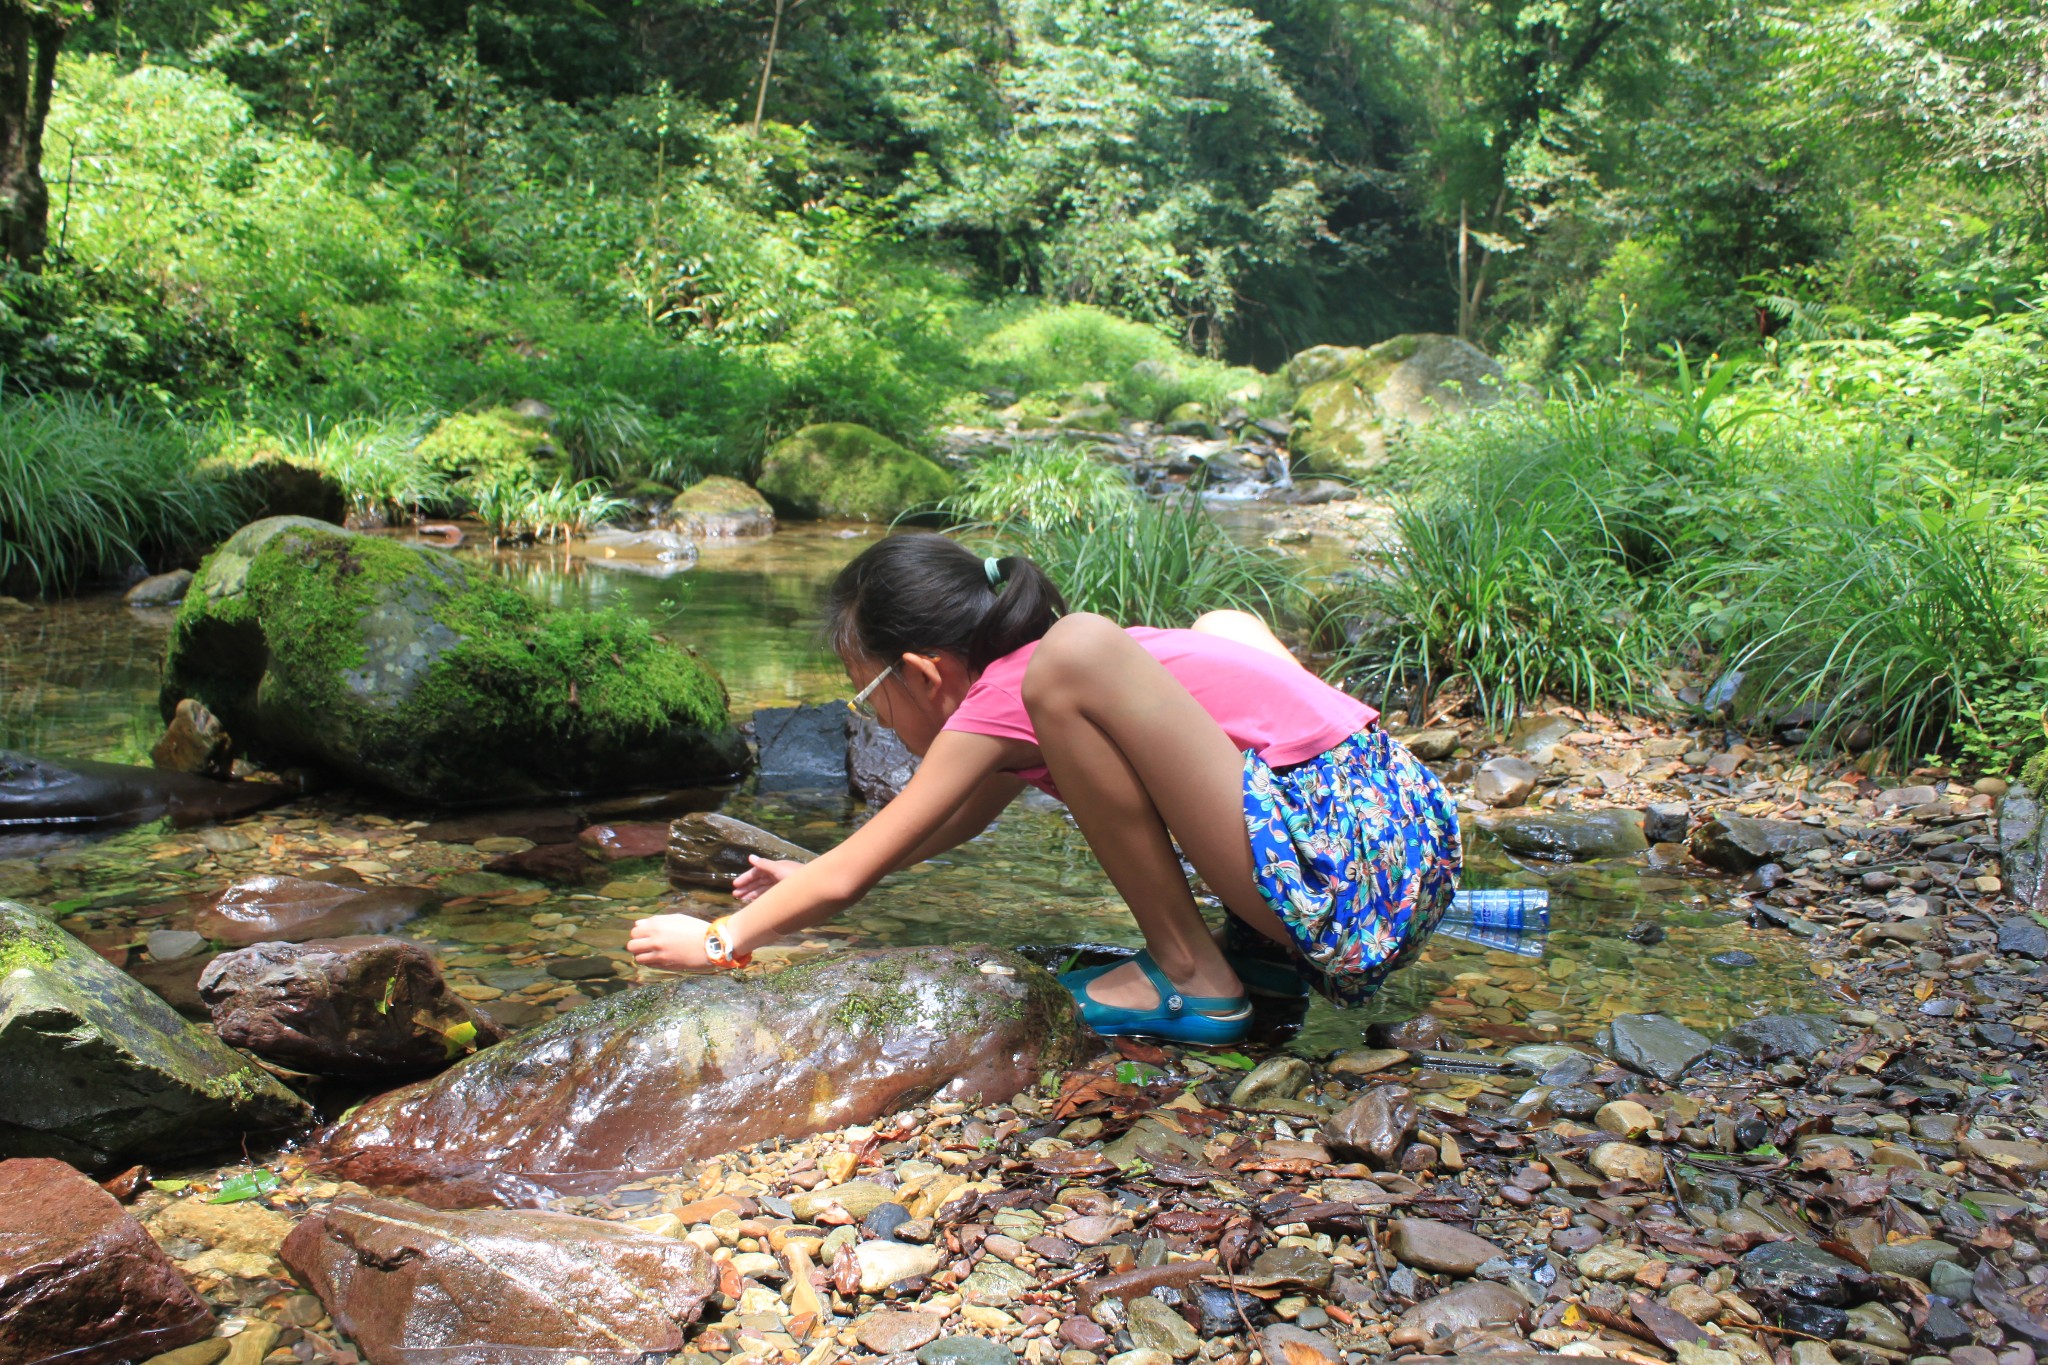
top-left (942, 443), bottom-right (1139, 529)
top-left (0, 393), bottom-right (246, 595)
top-left (964, 304), bottom-right (1267, 422)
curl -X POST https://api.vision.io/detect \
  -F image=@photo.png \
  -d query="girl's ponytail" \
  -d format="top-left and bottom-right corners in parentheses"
top-left (966, 555), bottom-right (1064, 672)
top-left (825, 534), bottom-right (1068, 674)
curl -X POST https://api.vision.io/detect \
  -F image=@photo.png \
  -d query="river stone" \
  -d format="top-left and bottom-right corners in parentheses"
top-left (1248, 1245), bottom-right (1334, 1292)
top-left (1388, 1219), bottom-right (1506, 1276)
top-left (1329, 1048), bottom-right (1410, 1077)
top-left (1590, 1142), bottom-right (1665, 1184)
top-left (1230, 1056), bottom-right (1311, 1106)
top-left (577, 822), bottom-right (669, 861)
top-left (756, 703), bottom-right (851, 792)
top-left (1958, 1138), bottom-right (2048, 1173)
top-left (151, 699), bottom-right (234, 779)
top-left (1325, 1086), bottom-right (1416, 1168)
top-left (1716, 1014), bottom-right (1841, 1063)
top-left (1389, 1280), bottom-right (1525, 1340)
top-left (309, 946), bottom-right (1085, 1206)
top-left (147, 929), bottom-right (207, 962)
top-left (919, 1339), bottom-right (1018, 1365)
top-left (850, 713), bottom-right (920, 806)
top-left (0, 903), bottom-right (309, 1168)
top-left (1596, 1100), bottom-right (1656, 1138)
top-left (1864, 1238), bottom-right (1959, 1280)
top-left (0, 750), bottom-right (283, 831)
top-left (280, 1195), bottom-right (715, 1364)
top-left (857, 1311), bottom-right (944, 1354)
top-left (1128, 1296), bottom-right (1202, 1358)
top-left (757, 424), bottom-right (954, 522)
top-left (1999, 784), bottom-right (2046, 913)
top-left (160, 517), bottom-right (746, 803)
top-left (1643, 801), bottom-right (1691, 844)
top-left (199, 936), bottom-right (506, 1077)
top-left (665, 812), bottom-right (816, 890)
top-left (1600, 1013), bottom-right (1712, 1082)
top-left (792, 1180), bottom-right (895, 1223)
top-left (0, 1158), bottom-right (214, 1365)
top-left (856, 1240), bottom-right (947, 1294)
top-left (1257, 1324), bottom-right (1343, 1365)
top-left (1737, 1241), bottom-right (1866, 1305)
top-left (1998, 915), bottom-right (2048, 959)
top-left (1394, 728), bottom-right (1459, 762)
top-left (669, 475), bottom-right (775, 539)
top-left (1474, 757), bottom-right (1539, 808)
top-left (1479, 809), bottom-right (1647, 861)
top-left (125, 569), bottom-right (195, 606)
top-left (1689, 814), bottom-right (1828, 872)
top-left (195, 874), bottom-right (434, 947)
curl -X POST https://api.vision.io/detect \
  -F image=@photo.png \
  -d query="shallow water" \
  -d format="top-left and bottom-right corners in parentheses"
top-left (3, 522), bottom-right (1820, 1057)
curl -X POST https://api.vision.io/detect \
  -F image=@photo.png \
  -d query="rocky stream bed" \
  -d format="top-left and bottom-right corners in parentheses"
top-left (4, 507), bottom-right (2048, 1365)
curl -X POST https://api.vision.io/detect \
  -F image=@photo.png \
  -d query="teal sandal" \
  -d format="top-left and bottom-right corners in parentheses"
top-left (1059, 949), bottom-right (1252, 1045)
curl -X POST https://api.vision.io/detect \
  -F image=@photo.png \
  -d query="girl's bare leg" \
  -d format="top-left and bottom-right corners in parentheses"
top-left (1022, 614), bottom-right (1290, 1011)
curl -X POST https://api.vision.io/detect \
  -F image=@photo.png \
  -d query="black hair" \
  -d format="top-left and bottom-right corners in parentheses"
top-left (825, 533), bottom-right (1068, 674)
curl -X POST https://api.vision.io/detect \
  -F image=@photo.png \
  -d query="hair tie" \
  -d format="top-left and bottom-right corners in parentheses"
top-left (985, 557), bottom-right (1005, 589)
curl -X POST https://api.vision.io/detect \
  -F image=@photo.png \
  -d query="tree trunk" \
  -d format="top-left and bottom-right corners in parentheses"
top-left (0, 6), bottom-right (66, 270)
top-left (750, 0), bottom-right (786, 134)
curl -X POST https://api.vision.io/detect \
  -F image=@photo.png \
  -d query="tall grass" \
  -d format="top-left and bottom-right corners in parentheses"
top-left (0, 394), bottom-right (246, 595)
top-left (942, 443), bottom-right (1139, 528)
top-left (256, 411), bottom-right (450, 523)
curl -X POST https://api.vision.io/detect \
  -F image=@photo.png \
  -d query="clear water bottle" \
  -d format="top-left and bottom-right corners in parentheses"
top-left (1433, 887), bottom-right (1548, 956)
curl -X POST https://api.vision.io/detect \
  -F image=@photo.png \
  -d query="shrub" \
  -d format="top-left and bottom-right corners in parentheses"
top-left (0, 393), bottom-right (246, 594)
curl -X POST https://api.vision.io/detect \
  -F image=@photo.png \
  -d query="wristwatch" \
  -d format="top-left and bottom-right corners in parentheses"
top-left (701, 916), bottom-right (753, 969)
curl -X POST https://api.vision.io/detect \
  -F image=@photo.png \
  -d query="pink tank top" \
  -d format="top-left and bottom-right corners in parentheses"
top-left (941, 626), bottom-right (1378, 798)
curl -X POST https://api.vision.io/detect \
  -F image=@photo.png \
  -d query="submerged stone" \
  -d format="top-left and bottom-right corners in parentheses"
top-left (666, 812), bottom-right (816, 890)
top-left (195, 873), bottom-right (434, 946)
top-left (309, 946), bottom-right (1086, 1206)
top-left (0, 750), bottom-right (284, 830)
top-left (160, 517), bottom-right (746, 803)
top-left (0, 901), bottom-right (310, 1169)
top-left (1479, 808), bottom-right (1648, 861)
top-left (1600, 1013), bottom-right (1712, 1083)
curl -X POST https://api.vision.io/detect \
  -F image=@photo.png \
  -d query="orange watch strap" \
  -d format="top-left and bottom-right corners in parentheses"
top-left (707, 916), bottom-right (752, 968)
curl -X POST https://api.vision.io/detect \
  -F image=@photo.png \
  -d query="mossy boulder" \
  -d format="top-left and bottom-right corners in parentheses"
top-left (756, 424), bottom-right (954, 522)
top-left (160, 517), bottom-right (747, 803)
top-left (1286, 333), bottom-right (1507, 474)
top-left (0, 900), bottom-right (311, 1169)
top-left (414, 408), bottom-right (562, 489)
top-left (669, 476), bottom-right (775, 539)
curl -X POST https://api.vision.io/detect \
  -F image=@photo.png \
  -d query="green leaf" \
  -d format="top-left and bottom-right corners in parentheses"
top-left (1193, 1051), bottom-right (1257, 1071)
top-left (150, 1178), bottom-right (192, 1192)
top-left (442, 1019), bottom-right (479, 1058)
top-left (1745, 1142), bottom-right (1782, 1158)
top-left (374, 975), bottom-right (398, 1016)
top-left (207, 1169), bottom-right (282, 1204)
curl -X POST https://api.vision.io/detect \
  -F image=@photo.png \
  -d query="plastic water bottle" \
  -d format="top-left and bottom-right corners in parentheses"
top-left (1443, 887), bottom-right (1550, 929)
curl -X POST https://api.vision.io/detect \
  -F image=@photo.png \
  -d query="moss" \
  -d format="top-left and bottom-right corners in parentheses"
top-left (2022, 748), bottom-right (2048, 794)
top-left (414, 409), bottom-right (560, 487)
top-left (756, 423), bottom-right (954, 522)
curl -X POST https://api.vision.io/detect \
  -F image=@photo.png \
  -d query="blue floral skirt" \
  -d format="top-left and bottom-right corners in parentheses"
top-left (1236, 727), bottom-right (1462, 1006)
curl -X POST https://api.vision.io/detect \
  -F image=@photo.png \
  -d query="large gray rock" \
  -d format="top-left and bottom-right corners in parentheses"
top-left (159, 518), bottom-right (747, 803)
top-left (1689, 813), bottom-right (1827, 872)
top-left (1286, 335), bottom-right (1507, 474)
top-left (755, 703), bottom-right (850, 792)
top-left (308, 946), bottom-right (1087, 1207)
top-left (850, 713), bottom-right (920, 805)
top-left (0, 901), bottom-right (310, 1169)
top-left (2000, 784), bottom-right (2045, 913)
top-left (1599, 1013), bottom-right (1712, 1083)
top-left (1479, 808), bottom-right (1647, 861)
top-left (1715, 1014), bottom-right (1840, 1064)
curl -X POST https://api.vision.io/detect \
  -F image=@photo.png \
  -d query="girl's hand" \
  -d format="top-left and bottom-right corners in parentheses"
top-left (627, 913), bottom-right (715, 970)
top-left (732, 855), bottom-right (806, 903)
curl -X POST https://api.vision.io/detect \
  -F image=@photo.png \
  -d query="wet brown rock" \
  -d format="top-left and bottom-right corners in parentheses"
top-left (151, 700), bottom-right (233, 779)
top-left (279, 1196), bottom-right (715, 1365)
top-left (0, 750), bottom-right (284, 831)
top-left (0, 1158), bottom-right (214, 1365)
top-left (665, 813), bottom-right (816, 890)
top-left (1388, 1281), bottom-right (1526, 1344)
top-left (1369, 1017), bottom-right (1459, 1051)
top-left (1325, 1085), bottom-right (1416, 1168)
top-left (579, 822), bottom-right (670, 861)
top-left (311, 946), bottom-right (1086, 1206)
top-left (1474, 756), bottom-right (1539, 808)
top-left (194, 875), bottom-right (433, 946)
top-left (1258, 1324), bottom-right (1343, 1365)
top-left (855, 1311), bottom-right (944, 1354)
top-left (199, 937), bottom-right (506, 1077)
top-left (1590, 1141), bottom-right (1665, 1184)
top-left (1388, 1219), bottom-right (1507, 1276)
top-left (482, 841), bottom-right (594, 884)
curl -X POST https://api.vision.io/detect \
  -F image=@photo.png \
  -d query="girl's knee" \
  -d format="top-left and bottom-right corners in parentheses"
top-left (1191, 609), bottom-right (1262, 635)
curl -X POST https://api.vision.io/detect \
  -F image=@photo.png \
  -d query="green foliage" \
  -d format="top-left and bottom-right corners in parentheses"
top-left (469, 475), bottom-right (631, 544)
top-left (965, 305), bottom-right (1266, 420)
top-left (413, 409), bottom-right (558, 486)
top-left (0, 393), bottom-right (245, 594)
top-left (756, 423), bottom-right (956, 522)
top-left (213, 411), bottom-right (450, 525)
top-left (943, 444), bottom-right (1139, 529)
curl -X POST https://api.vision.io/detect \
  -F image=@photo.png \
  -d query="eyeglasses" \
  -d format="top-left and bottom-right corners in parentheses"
top-left (850, 663), bottom-right (897, 720)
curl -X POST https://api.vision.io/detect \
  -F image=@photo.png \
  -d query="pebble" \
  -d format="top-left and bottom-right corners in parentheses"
top-left (1595, 1100), bottom-right (1656, 1138)
top-left (918, 1337), bottom-right (1019, 1365)
top-left (1590, 1141), bottom-right (1665, 1183)
top-left (1387, 1218), bottom-right (1506, 1276)
top-left (858, 1311), bottom-right (945, 1354)
top-left (1126, 1297), bottom-right (1201, 1359)
top-left (855, 1241), bottom-right (946, 1293)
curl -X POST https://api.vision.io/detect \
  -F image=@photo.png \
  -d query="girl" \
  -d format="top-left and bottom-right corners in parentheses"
top-left (628, 534), bottom-right (1461, 1044)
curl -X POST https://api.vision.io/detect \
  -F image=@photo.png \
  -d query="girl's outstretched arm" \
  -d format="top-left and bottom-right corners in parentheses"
top-left (731, 771), bottom-right (1024, 901)
top-left (628, 730), bottom-right (1025, 969)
